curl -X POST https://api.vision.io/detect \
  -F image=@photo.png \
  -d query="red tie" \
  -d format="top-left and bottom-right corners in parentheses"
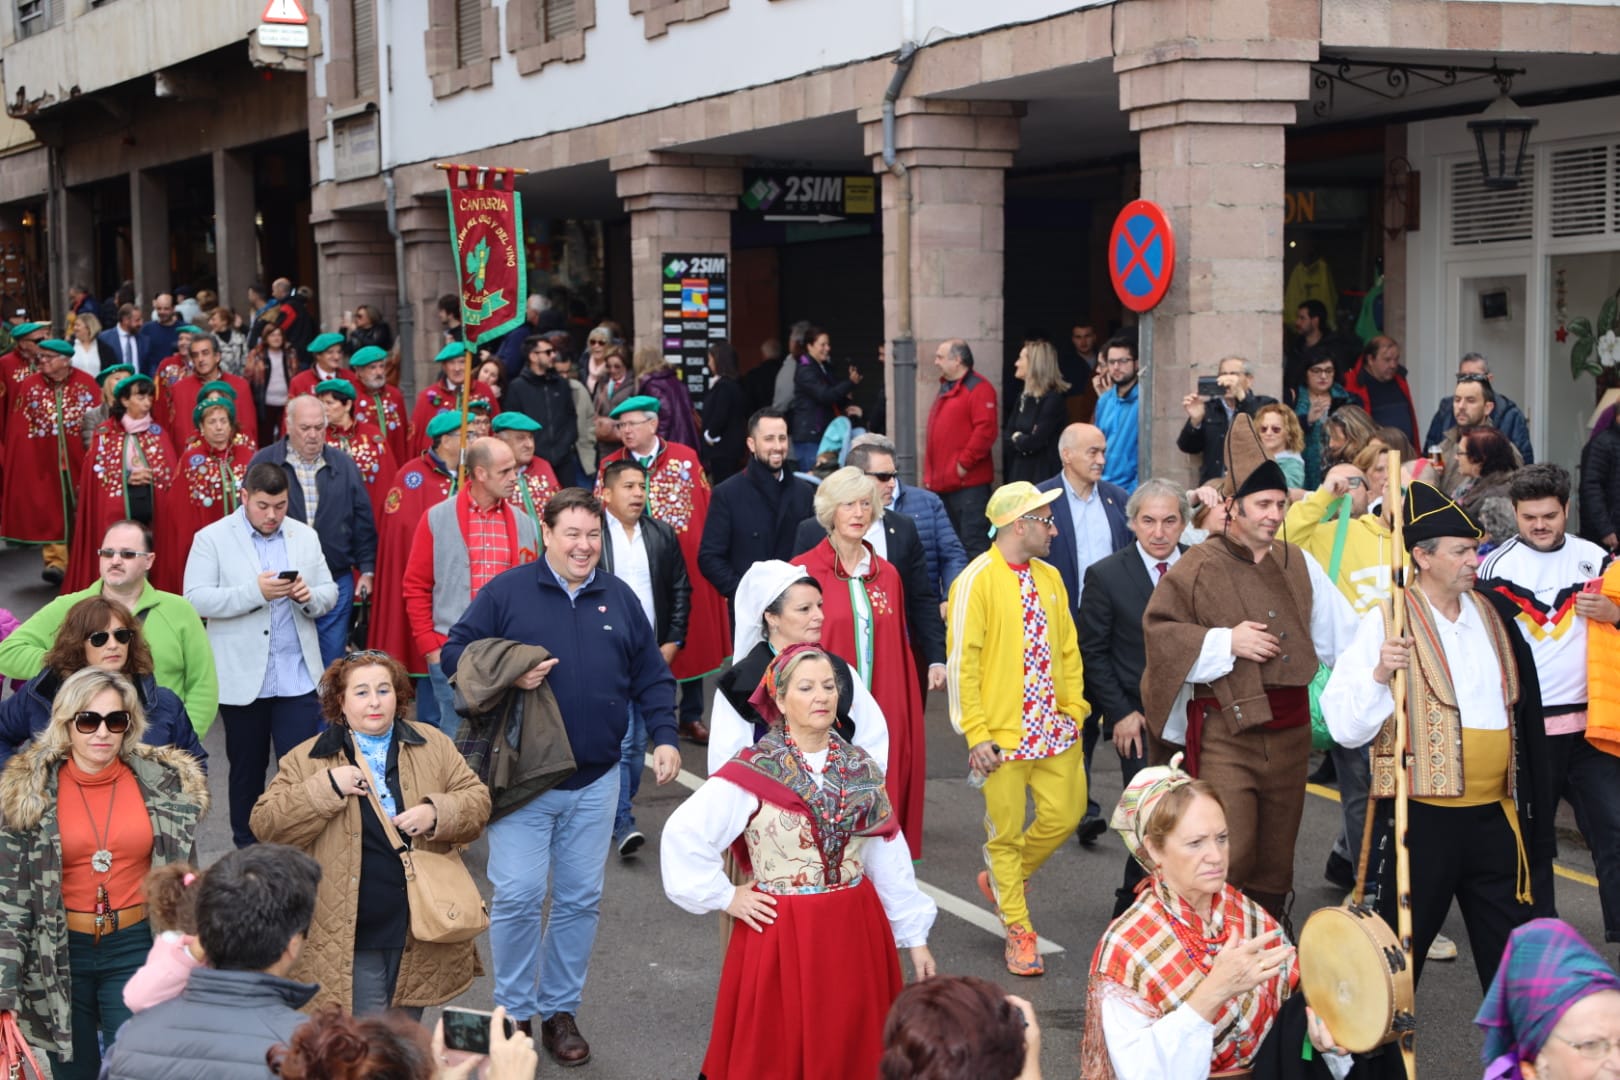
top-left (1155, 561), bottom-right (1169, 580)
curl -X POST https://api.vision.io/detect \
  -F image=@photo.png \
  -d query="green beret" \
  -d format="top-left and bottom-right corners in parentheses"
top-left (491, 412), bottom-right (542, 433)
top-left (349, 345), bottom-right (388, 367)
top-left (37, 339), bottom-right (74, 356)
top-left (434, 342), bottom-right (469, 363)
top-left (425, 411), bottom-right (466, 439)
top-left (200, 380), bottom-right (238, 400)
top-left (96, 363), bottom-right (134, 385)
top-left (176, 324), bottom-right (205, 336)
top-left (316, 378), bottom-right (356, 401)
top-left (12, 321), bottom-right (47, 337)
top-left (609, 394), bottom-right (660, 419)
top-left (308, 332), bottom-right (346, 354)
top-left (193, 396), bottom-right (236, 426)
top-left (113, 374), bottom-right (154, 398)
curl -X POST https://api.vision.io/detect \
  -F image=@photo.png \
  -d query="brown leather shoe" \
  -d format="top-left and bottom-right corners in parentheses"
top-left (541, 1012), bottom-right (591, 1067)
top-left (679, 719), bottom-right (710, 745)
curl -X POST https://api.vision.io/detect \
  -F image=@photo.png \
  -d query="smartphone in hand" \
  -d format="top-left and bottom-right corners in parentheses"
top-left (442, 1007), bottom-right (515, 1056)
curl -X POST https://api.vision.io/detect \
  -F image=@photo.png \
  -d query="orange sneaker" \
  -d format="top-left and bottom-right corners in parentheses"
top-left (1005, 923), bottom-right (1043, 976)
top-left (976, 870), bottom-right (998, 914)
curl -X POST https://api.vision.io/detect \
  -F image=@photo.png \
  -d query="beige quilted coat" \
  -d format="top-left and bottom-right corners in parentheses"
top-left (249, 719), bottom-right (491, 1012)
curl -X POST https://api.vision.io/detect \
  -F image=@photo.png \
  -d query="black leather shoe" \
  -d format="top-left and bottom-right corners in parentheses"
top-left (1076, 817), bottom-right (1108, 848)
top-left (1324, 850), bottom-right (1356, 892)
top-left (542, 1012), bottom-right (591, 1067)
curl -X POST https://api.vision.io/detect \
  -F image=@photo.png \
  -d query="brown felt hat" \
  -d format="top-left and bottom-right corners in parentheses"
top-left (1218, 413), bottom-right (1289, 500)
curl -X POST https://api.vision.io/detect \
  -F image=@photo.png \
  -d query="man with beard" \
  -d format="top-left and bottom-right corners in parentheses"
top-left (699, 407), bottom-right (816, 606)
top-left (350, 345), bottom-right (410, 465)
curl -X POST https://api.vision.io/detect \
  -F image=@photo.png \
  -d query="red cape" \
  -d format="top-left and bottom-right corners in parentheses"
top-left (408, 379), bottom-right (500, 456)
top-left (288, 365), bottom-right (359, 402)
top-left (0, 370), bottom-right (101, 544)
top-left (371, 452), bottom-right (457, 675)
top-left (170, 437), bottom-right (255, 549)
top-left (792, 539), bottom-right (925, 858)
top-left (163, 372), bottom-right (257, 449)
top-left (325, 420), bottom-right (397, 526)
top-left (65, 419), bottom-right (180, 594)
top-left (597, 440), bottom-right (730, 680)
top-left (355, 384), bottom-right (410, 467)
top-left (507, 457), bottom-right (560, 537)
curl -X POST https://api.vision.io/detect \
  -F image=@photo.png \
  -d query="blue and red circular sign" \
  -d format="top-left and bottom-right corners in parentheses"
top-left (1108, 199), bottom-right (1176, 313)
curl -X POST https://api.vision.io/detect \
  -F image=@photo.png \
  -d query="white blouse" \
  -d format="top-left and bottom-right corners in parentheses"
top-left (1100, 989), bottom-right (1352, 1080)
top-left (660, 750), bottom-right (935, 949)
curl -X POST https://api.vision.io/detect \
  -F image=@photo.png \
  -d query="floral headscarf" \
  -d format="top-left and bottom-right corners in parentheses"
top-left (1109, 752), bottom-right (1194, 874)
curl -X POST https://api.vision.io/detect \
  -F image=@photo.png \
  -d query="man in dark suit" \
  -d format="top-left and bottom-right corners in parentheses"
top-left (599, 457), bottom-right (691, 857)
top-left (791, 483), bottom-right (948, 695)
top-left (699, 408), bottom-right (816, 607)
top-left (1079, 478), bottom-right (1190, 914)
top-left (1036, 422), bottom-right (1130, 843)
top-left (96, 303), bottom-right (151, 373)
top-left (1176, 355), bottom-right (1277, 484)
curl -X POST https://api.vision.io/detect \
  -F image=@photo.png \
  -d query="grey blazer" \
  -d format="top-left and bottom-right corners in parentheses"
top-left (183, 508), bottom-right (338, 706)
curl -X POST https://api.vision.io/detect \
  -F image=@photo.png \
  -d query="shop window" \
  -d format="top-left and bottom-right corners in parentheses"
top-left (1549, 142), bottom-right (1619, 241)
top-left (507, 0), bottom-right (594, 76)
top-left (630, 0), bottom-right (729, 40)
top-left (425, 0), bottom-right (497, 98)
top-left (1448, 158), bottom-right (1533, 248)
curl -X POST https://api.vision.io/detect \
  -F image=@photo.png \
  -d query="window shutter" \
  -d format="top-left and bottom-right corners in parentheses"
top-left (353, 0), bottom-right (378, 97)
top-left (542, 0), bottom-right (577, 39)
top-left (1548, 142), bottom-right (1618, 241)
top-left (455, 0), bottom-right (482, 67)
top-left (1447, 157), bottom-right (1534, 247)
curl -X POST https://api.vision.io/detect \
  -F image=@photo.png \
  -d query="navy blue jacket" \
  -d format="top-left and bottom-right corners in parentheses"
top-left (1424, 394), bottom-right (1534, 464)
top-left (1036, 472), bottom-right (1132, 626)
top-left (892, 482), bottom-right (968, 600)
top-left (0, 670), bottom-right (207, 770)
top-left (789, 356), bottom-right (856, 444)
top-left (249, 439), bottom-right (379, 575)
top-left (441, 558), bottom-right (677, 789)
top-left (699, 458), bottom-right (818, 601)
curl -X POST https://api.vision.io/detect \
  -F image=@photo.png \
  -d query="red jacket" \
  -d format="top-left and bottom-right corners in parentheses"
top-left (1342, 356), bottom-right (1419, 444)
top-left (924, 370), bottom-right (998, 493)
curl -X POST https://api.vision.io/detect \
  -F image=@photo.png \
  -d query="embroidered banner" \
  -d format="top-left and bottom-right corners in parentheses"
top-left (443, 166), bottom-right (527, 348)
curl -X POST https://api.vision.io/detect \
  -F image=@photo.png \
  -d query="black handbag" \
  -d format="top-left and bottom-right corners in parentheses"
top-left (347, 597), bottom-right (371, 651)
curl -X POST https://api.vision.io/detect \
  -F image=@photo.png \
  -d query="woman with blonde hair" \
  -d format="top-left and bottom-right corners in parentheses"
top-left (1005, 339), bottom-right (1070, 483)
top-left (71, 313), bottom-right (103, 377)
top-left (0, 667), bottom-right (208, 1078)
top-left (633, 343), bottom-right (701, 450)
top-left (1254, 402), bottom-right (1306, 493)
top-left (1322, 404), bottom-right (1379, 470)
top-left (792, 467), bottom-right (926, 856)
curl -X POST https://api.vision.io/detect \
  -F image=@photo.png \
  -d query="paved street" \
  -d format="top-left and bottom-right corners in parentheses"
top-left (1, 541), bottom-right (1609, 1078)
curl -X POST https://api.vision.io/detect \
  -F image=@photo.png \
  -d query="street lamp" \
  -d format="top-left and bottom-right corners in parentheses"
top-left (1468, 79), bottom-right (1537, 190)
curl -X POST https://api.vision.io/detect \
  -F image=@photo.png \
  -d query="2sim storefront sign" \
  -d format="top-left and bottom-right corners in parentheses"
top-left (740, 170), bottom-right (877, 224)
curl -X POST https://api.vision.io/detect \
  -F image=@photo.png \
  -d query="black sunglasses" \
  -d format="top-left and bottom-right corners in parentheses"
top-left (73, 710), bottom-right (132, 734)
top-left (865, 471), bottom-right (898, 483)
top-left (97, 548), bottom-right (149, 560)
top-left (86, 629), bottom-right (134, 647)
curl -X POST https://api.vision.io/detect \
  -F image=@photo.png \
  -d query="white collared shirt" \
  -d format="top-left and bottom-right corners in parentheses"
top-left (1136, 542), bottom-right (1181, 585)
top-left (607, 516), bottom-right (656, 633)
top-left (1063, 475), bottom-right (1113, 601)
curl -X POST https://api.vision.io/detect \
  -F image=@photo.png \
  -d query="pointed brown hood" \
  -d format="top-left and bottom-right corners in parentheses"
top-left (1218, 413), bottom-right (1289, 499)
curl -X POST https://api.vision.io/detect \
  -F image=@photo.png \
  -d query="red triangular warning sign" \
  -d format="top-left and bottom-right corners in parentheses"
top-left (262, 0), bottom-right (308, 24)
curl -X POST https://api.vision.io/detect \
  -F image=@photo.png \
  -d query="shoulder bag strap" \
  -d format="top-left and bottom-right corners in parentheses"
top-left (354, 753), bottom-right (416, 880)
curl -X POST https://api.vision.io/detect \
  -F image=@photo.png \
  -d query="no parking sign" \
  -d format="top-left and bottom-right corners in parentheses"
top-left (1108, 200), bottom-right (1176, 313)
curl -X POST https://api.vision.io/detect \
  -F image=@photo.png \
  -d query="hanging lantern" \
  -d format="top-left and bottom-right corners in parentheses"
top-left (1468, 91), bottom-right (1538, 191)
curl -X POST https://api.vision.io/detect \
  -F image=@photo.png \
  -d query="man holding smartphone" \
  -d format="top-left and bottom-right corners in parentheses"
top-left (1478, 464), bottom-right (1620, 950)
top-left (184, 463), bottom-right (338, 846)
top-left (1177, 355), bottom-right (1276, 484)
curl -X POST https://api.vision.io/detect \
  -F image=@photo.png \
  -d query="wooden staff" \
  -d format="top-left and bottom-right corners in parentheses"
top-left (1386, 448), bottom-right (1417, 1080)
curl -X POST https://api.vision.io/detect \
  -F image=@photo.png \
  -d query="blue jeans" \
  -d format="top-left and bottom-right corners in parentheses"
top-left (50, 922), bottom-right (151, 1080)
top-left (424, 661), bottom-right (461, 736)
top-left (615, 706), bottom-right (647, 841)
top-left (487, 768), bottom-right (620, 1020)
top-left (314, 570), bottom-right (355, 669)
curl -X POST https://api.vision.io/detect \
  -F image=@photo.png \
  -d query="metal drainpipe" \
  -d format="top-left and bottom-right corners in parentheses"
top-left (384, 171), bottom-right (416, 401)
top-left (883, 41), bottom-right (919, 484)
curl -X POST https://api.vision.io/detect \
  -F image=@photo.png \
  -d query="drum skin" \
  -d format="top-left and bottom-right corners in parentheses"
top-left (1297, 905), bottom-right (1414, 1053)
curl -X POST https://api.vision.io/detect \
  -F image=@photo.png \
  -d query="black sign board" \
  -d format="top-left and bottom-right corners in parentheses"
top-left (660, 253), bottom-right (728, 411)
top-left (739, 170), bottom-right (877, 223)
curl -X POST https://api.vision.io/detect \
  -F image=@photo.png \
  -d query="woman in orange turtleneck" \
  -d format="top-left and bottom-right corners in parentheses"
top-left (0, 668), bottom-right (207, 1079)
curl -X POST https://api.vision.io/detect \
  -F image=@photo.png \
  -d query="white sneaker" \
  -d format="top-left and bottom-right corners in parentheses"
top-left (1427, 933), bottom-right (1459, 961)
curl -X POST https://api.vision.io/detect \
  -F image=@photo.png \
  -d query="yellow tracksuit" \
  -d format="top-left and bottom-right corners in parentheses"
top-left (946, 546), bottom-right (1088, 927)
top-left (1282, 486), bottom-right (1398, 613)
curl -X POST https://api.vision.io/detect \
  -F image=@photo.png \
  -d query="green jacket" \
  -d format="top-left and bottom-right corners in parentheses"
top-left (0, 742), bottom-right (208, 1061)
top-left (0, 582), bottom-right (218, 736)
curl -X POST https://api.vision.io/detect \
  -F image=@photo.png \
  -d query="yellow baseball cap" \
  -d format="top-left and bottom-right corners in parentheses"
top-left (985, 481), bottom-right (1061, 537)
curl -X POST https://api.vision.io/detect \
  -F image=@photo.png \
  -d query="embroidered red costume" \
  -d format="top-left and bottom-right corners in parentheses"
top-left (408, 380), bottom-right (499, 455)
top-left (65, 419), bottom-right (180, 593)
top-left (355, 383), bottom-right (410, 466)
top-left (162, 372), bottom-right (257, 449)
top-left (172, 437), bottom-right (255, 546)
top-left (507, 457), bottom-right (560, 537)
top-left (0, 369), bottom-right (100, 546)
top-left (371, 451), bottom-right (457, 675)
top-left (325, 419), bottom-right (396, 524)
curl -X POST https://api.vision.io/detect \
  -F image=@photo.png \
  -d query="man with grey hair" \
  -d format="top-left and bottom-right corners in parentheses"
top-left (1079, 476), bottom-right (1188, 912)
top-left (248, 394), bottom-right (377, 666)
top-left (1423, 352), bottom-right (1533, 462)
top-left (847, 432), bottom-right (967, 606)
top-left (925, 338), bottom-right (998, 559)
top-left (1177, 355), bottom-right (1276, 483)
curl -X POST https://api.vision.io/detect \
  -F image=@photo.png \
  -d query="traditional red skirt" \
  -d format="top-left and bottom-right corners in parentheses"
top-left (700, 877), bottom-right (903, 1080)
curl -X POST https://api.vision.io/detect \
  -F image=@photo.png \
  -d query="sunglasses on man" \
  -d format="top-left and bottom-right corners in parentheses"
top-left (97, 548), bottom-right (149, 560)
top-left (73, 710), bottom-right (132, 734)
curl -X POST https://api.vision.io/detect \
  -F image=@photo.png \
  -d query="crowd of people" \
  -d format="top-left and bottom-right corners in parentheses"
top-left (2, 278), bottom-right (1620, 1080)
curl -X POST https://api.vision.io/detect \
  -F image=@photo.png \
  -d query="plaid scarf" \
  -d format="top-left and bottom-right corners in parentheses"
top-left (1081, 879), bottom-right (1296, 1079)
top-left (1477, 918), bottom-right (1620, 1078)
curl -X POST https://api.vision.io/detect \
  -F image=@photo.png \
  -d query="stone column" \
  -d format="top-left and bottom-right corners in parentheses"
top-left (397, 201), bottom-right (457, 399)
top-left (612, 152), bottom-right (740, 348)
top-left (130, 168), bottom-right (170, 306)
top-left (860, 99), bottom-right (1022, 483)
top-left (1114, 0), bottom-right (1317, 483)
top-left (313, 211), bottom-right (397, 337)
top-left (213, 149), bottom-right (258, 324)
